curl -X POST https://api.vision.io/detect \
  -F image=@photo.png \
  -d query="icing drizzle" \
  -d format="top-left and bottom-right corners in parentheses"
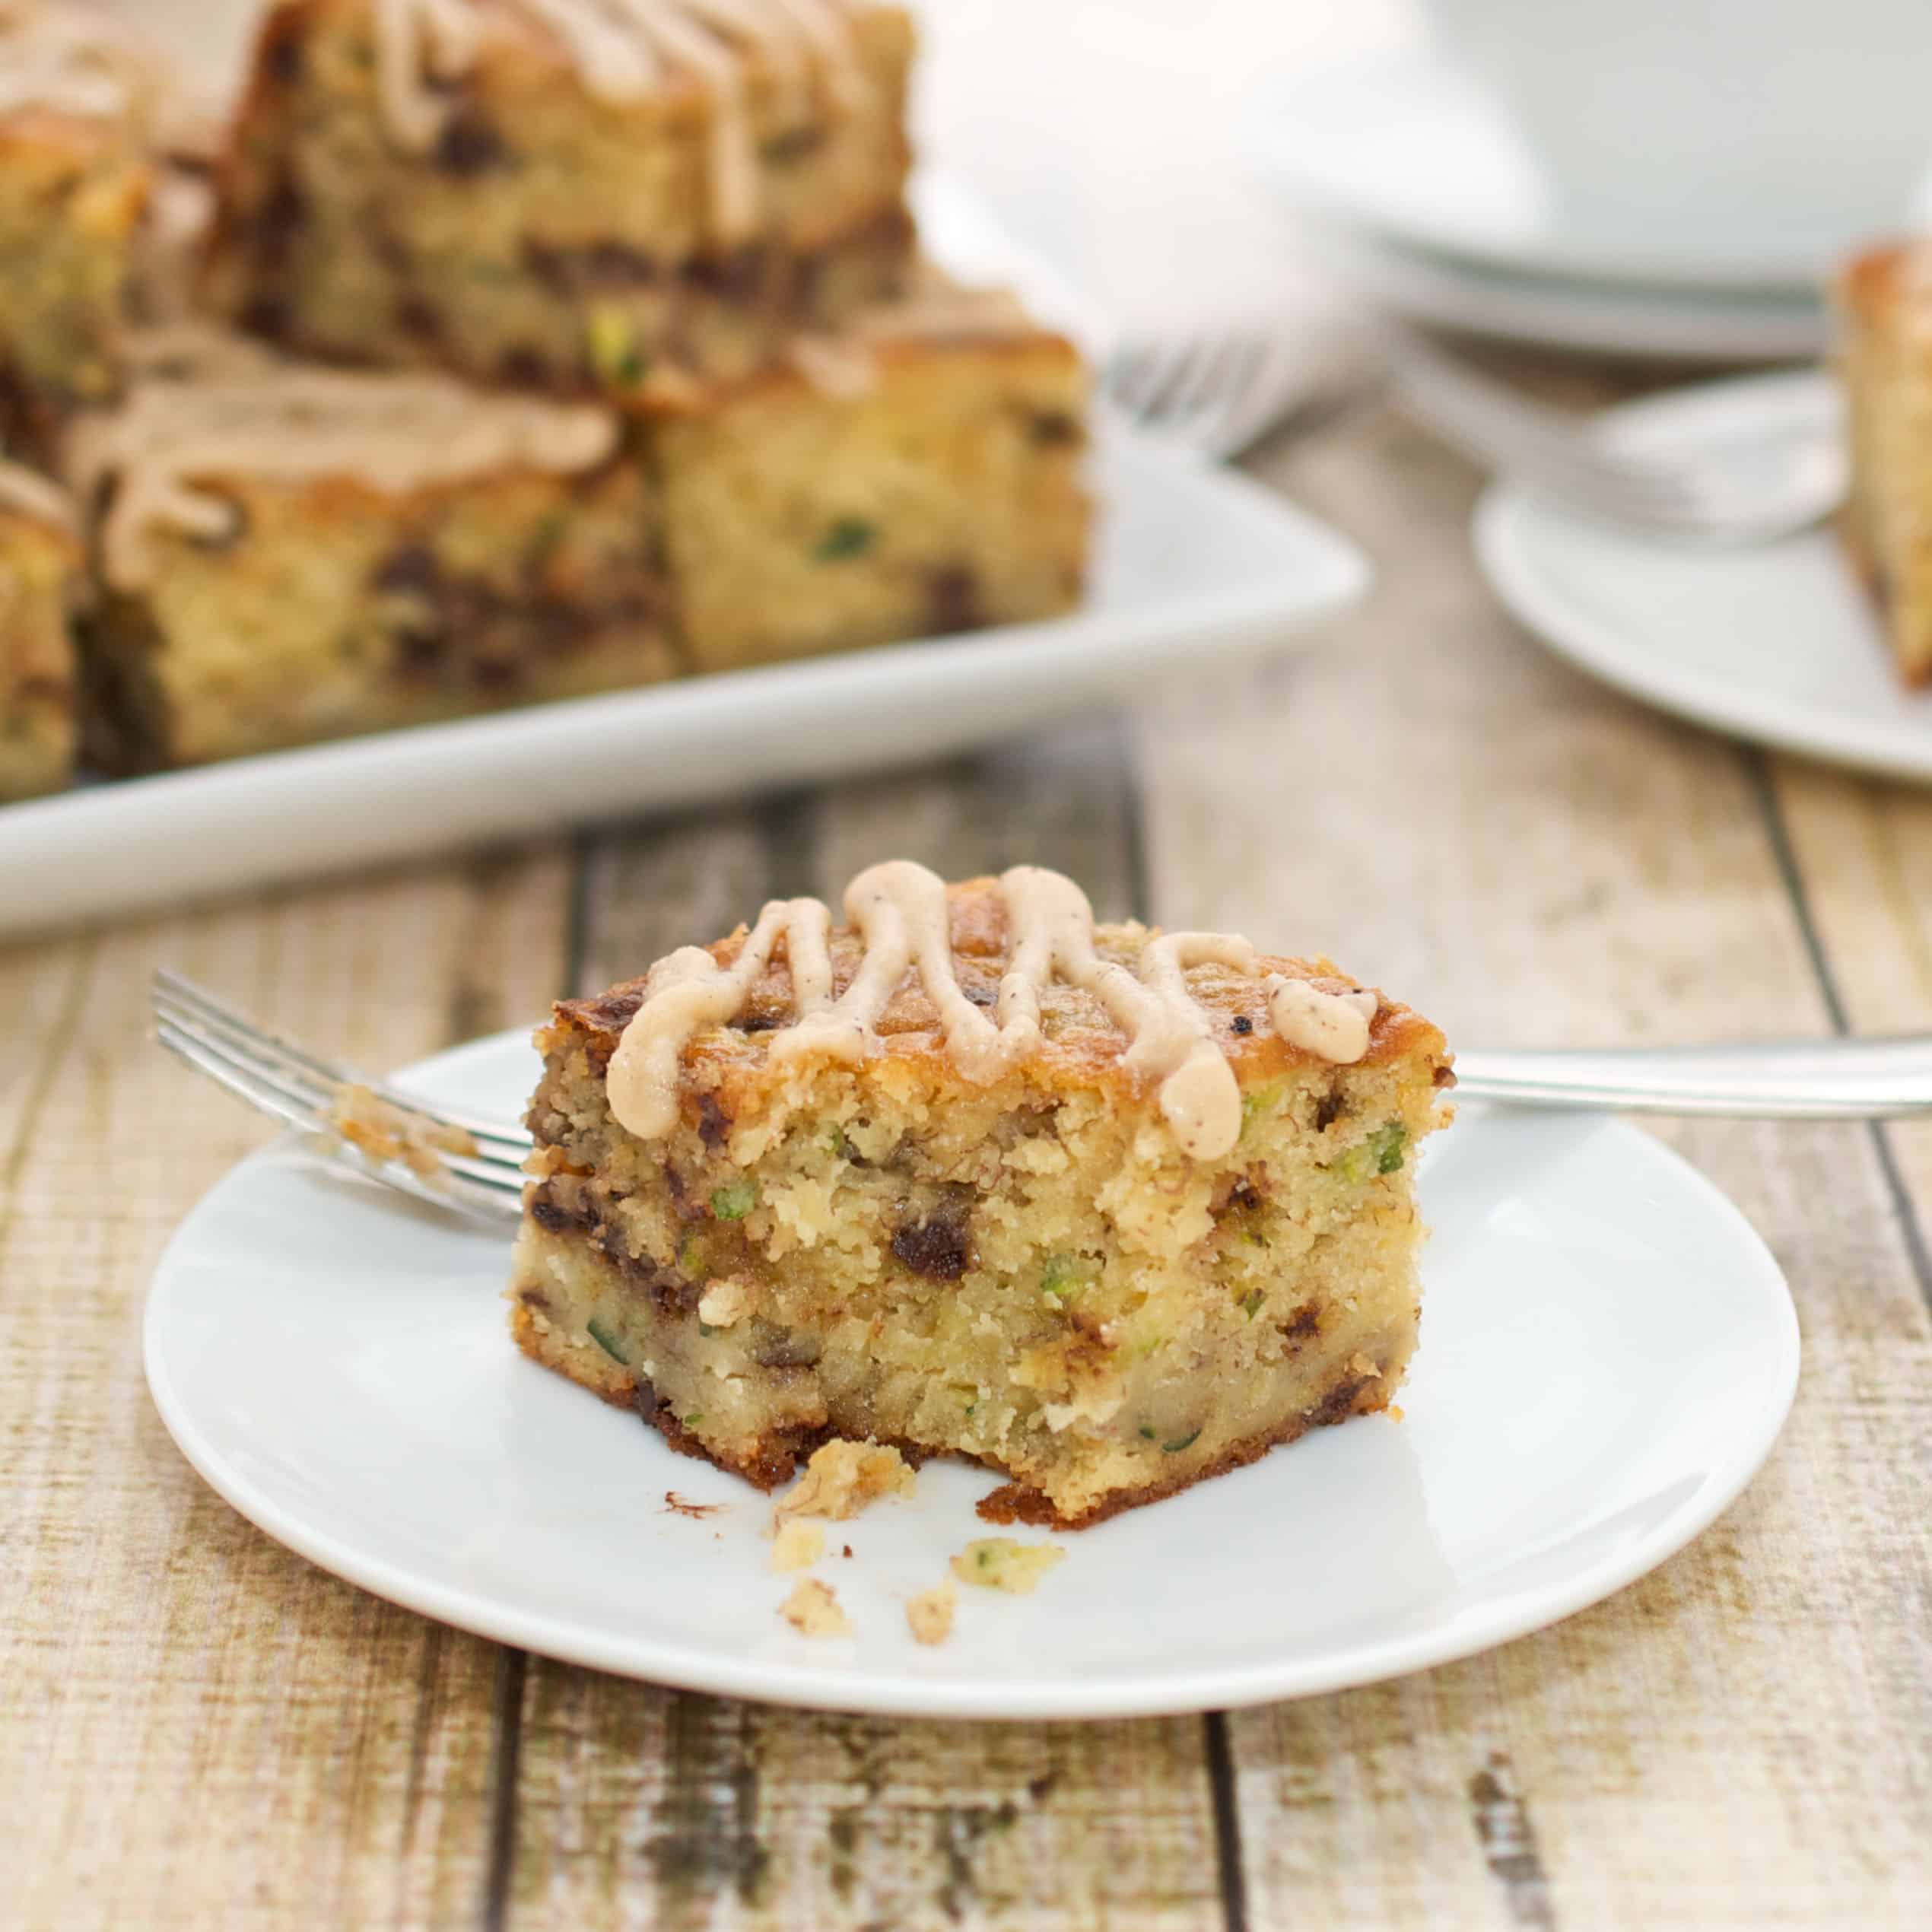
top-left (373, 0), bottom-right (870, 243)
top-left (603, 860), bottom-right (1384, 1160)
top-left (66, 328), bottom-right (618, 590)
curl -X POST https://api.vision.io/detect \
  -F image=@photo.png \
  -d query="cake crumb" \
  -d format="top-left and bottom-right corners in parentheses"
top-left (1387, 1404), bottom-right (1406, 1423)
top-left (771, 1518), bottom-right (825, 1572)
top-left (951, 1537), bottom-right (1063, 1594)
top-left (842, 1543), bottom-right (853, 1559)
top-left (330, 1082), bottom-right (476, 1182)
top-left (778, 1576), bottom-right (850, 1638)
top-left (774, 1438), bottom-right (914, 1524)
top-left (906, 1580), bottom-right (956, 1645)
top-left (696, 1275), bottom-right (754, 1327)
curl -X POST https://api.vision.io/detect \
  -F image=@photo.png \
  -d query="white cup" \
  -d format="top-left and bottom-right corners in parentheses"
top-left (1425, 0), bottom-right (1932, 254)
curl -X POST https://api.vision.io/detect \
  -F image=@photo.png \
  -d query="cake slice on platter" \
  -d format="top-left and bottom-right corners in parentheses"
top-left (508, 863), bottom-right (1452, 1529)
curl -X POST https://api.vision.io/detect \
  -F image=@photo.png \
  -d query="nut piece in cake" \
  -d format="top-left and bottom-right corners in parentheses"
top-left (772, 1438), bottom-right (914, 1523)
top-left (778, 1575), bottom-right (850, 1638)
top-left (770, 1517), bottom-right (825, 1572)
top-left (507, 860), bottom-right (1452, 1530)
top-left (1838, 241), bottom-right (1932, 685)
top-left (656, 289), bottom-right (1090, 672)
top-left (205, 0), bottom-right (917, 402)
top-left (905, 1579), bottom-right (955, 1644)
top-left (66, 329), bottom-right (677, 771)
top-left (0, 459), bottom-right (78, 801)
top-left (951, 1539), bottom-right (1063, 1594)
top-left (0, 5), bottom-right (155, 442)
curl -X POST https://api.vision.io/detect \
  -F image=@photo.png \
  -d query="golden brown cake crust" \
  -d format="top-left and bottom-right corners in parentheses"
top-left (545, 875), bottom-right (1448, 1122)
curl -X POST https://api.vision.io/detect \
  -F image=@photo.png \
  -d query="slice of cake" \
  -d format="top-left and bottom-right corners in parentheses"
top-left (68, 327), bottom-right (676, 771)
top-left (203, 0), bottom-right (917, 404)
top-left (656, 284), bottom-right (1091, 672)
top-left (509, 863), bottom-right (1452, 1528)
top-left (0, 2), bottom-right (157, 442)
top-left (1839, 240), bottom-right (1932, 684)
top-left (0, 457), bottom-right (79, 800)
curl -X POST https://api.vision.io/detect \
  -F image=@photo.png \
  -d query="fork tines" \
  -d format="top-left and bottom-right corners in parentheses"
top-left (151, 969), bottom-right (528, 1223)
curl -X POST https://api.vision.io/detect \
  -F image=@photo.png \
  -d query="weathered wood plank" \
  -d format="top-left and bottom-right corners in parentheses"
top-left (2, 846), bottom-right (572, 1930)
top-left (502, 736), bottom-right (1229, 1932)
top-left (1768, 757), bottom-right (1932, 1252)
top-left (1137, 405), bottom-right (1932, 1927)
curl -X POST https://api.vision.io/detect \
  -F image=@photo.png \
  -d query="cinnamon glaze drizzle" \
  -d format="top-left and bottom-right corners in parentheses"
top-left (374, 0), bottom-right (871, 243)
top-left (605, 861), bottom-right (1382, 1161)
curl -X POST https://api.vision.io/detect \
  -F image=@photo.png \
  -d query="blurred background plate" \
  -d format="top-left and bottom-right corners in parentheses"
top-left (1473, 370), bottom-right (1932, 782)
top-left (2, 173), bottom-right (1367, 939)
top-left (1246, 46), bottom-right (1927, 292)
top-left (1304, 221), bottom-right (1830, 364)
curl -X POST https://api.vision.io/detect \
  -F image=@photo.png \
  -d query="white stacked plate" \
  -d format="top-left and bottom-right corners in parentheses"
top-left (1243, 46), bottom-right (1908, 361)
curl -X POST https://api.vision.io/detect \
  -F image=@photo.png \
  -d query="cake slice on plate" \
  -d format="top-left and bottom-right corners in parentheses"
top-left (1839, 240), bottom-right (1932, 685)
top-left (509, 863), bottom-right (1452, 1528)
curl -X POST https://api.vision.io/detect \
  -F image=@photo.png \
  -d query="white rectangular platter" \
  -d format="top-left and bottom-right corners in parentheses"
top-left (0, 183), bottom-right (1368, 937)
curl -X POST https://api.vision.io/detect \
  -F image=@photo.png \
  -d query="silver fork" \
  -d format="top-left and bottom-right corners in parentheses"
top-left (1101, 332), bottom-right (1321, 460)
top-left (154, 971), bottom-right (1932, 1228)
top-left (152, 969), bottom-right (526, 1224)
top-left (1384, 326), bottom-right (1845, 542)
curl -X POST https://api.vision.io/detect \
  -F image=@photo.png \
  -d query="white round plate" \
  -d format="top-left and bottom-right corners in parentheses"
top-left (1476, 370), bottom-right (1932, 783)
top-left (1247, 50), bottom-right (1908, 292)
top-left (1305, 224), bottom-right (1828, 364)
top-left (145, 1031), bottom-right (1798, 1720)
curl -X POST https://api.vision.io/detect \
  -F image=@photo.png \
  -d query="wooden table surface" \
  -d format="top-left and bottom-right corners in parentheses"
top-left (8, 364), bottom-right (1932, 1927)
top-left (11, 6), bottom-right (1932, 1927)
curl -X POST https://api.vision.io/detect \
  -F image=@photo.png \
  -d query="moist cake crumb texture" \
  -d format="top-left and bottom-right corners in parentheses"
top-left (771, 1438), bottom-right (914, 1523)
top-left (507, 860), bottom-right (1452, 1528)
top-left (769, 1517), bottom-right (825, 1572)
top-left (905, 1580), bottom-right (955, 1644)
top-left (778, 1575), bottom-right (850, 1638)
top-left (952, 1538), bottom-right (1064, 1594)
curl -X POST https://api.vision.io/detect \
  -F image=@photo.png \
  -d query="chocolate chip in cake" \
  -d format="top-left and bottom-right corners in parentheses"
top-left (1279, 1304), bottom-right (1322, 1346)
top-left (1026, 408), bottom-right (1082, 447)
top-left (925, 564), bottom-right (983, 635)
top-left (263, 26), bottom-right (304, 85)
top-left (686, 246), bottom-right (765, 300)
top-left (498, 344), bottom-right (551, 387)
top-left (584, 241), bottom-right (659, 287)
top-left (396, 296), bottom-right (443, 342)
top-left (891, 1202), bottom-right (973, 1281)
top-left (761, 124), bottom-right (825, 167)
top-left (755, 1329), bottom-right (822, 1370)
top-left (253, 176), bottom-right (308, 269)
top-left (1231, 1013), bottom-right (1254, 1036)
top-left (696, 1093), bottom-right (730, 1150)
top-left (242, 294), bottom-right (291, 342)
top-left (372, 544), bottom-right (443, 596)
top-left (520, 238), bottom-right (572, 297)
top-left (631, 1373), bottom-right (661, 1427)
top-left (392, 628), bottom-right (447, 674)
top-left (435, 109), bottom-right (509, 176)
top-left (530, 1196), bottom-right (570, 1233)
top-left (1314, 1086), bottom-right (1346, 1131)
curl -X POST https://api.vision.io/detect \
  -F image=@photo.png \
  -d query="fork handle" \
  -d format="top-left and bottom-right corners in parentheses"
top-left (1451, 1035), bottom-right (1932, 1118)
